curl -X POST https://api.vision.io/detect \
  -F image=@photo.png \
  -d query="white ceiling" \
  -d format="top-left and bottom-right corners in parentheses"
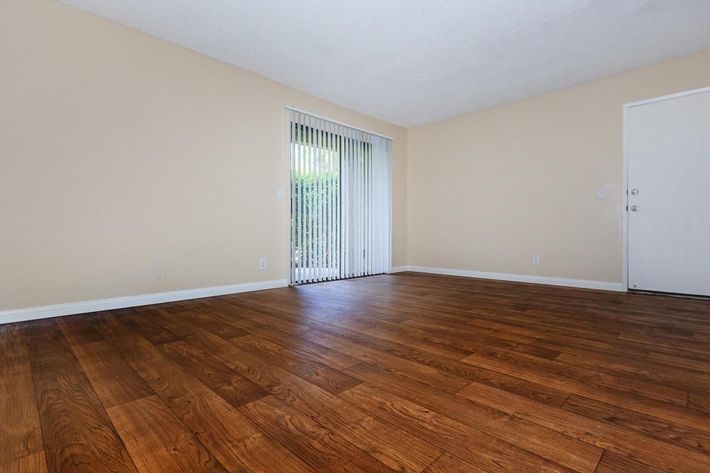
top-left (60, 0), bottom-right (710, 127)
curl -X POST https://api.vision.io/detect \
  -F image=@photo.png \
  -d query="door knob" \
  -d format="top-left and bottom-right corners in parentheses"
top-left (631, 189), bottom-right (640, 195)
top-left (630, 205), bottom-right (639, 212)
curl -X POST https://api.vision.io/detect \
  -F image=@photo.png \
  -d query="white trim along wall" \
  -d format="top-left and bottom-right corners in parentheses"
top-left (0, 279), bottom-right (288, 325)
top-left (3, 265), bottom-right (625, 325)
top-left (390, 266), bottom-right (625, 292)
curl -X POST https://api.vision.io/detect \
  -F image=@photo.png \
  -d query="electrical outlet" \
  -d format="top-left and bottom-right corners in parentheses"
top-left (532, 255), bottom-right (540, 265)
top-left (258, 257), bottom-right (267, 270)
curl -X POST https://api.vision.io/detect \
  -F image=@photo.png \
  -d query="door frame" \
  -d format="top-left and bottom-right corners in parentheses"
top-left (622, 85), bottom-right (710, 291)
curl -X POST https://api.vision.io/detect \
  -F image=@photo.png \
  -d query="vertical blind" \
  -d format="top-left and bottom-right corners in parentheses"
top-left (289, 109), bottom-right (392, 285)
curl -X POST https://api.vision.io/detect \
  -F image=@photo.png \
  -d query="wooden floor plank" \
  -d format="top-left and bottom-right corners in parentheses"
top-left (240, 395), bottom-right (397, 473)
top-left (101, 322), bottom-right (315, 473)
top-left (593, 451), bottom-right (667, 473)
top-left (554, 350), bottom-right (710, 394)
top-left (106, 395), bottom-right (228, 473)
top-left (229, 334), bottom-right (363, 395)
top-left (340, 383), bottom-right (576, 473)
top-left (230, 324), bottom-right (361, 371)
top-left (172, 310), bottom-right (250, 340)
top-left (462, 345), bottom-right (688, 405)
top-left (0, 357), bottom-right (44, 467)
top-left (26, 320), bottom-right (139, 473)
top-left (423, 452), bottom-right (487, 473)
top-left (218, 345), bottom-right (443, 473)
top-left (120, 310), bottom-right (182, 345)
top-left (228, 298), bottom-right (565, 400)
top-left (343, 362), bottom-right (603, 473)
top-left (158, 340), bottom-right (267, 408)
top-left (56, 315), bottom-right (105, 346)
top-left (69, 340), bottom-right (155, 408)
top-left (153, 312), bottom-right (443, 473)
top-left (689, 391), bottom-right (710, 414)
top-left (457, 381), bottom-right (710, 473)
top-left (2, 273), bottom-right (709, 472)
top-left (0, 451), bottom-right (48, 473)
top-left (561, 393), bottom-right (710, 455)
top-left (647, 351), bottom-right (710, 373)
top-left (460, 344), bottom-right (709, 430)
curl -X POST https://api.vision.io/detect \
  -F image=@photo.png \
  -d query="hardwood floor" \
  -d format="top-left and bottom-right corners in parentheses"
top-left (2, 272), bottom-right (710, 472)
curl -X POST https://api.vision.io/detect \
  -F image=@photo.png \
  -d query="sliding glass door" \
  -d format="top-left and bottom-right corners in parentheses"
top-left (288, 109), bottom-right (392, 285)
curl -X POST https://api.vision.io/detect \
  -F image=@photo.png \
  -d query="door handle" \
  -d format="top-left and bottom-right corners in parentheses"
top-left (630, 205), bottom-right (639, 212)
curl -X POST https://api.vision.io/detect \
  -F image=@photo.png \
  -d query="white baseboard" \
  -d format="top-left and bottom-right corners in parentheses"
top-left (393, 265), bottom-right (625, 292)
top-left (0, 267), bottom-right (624, 325)
top-left (0, 279), bottom-right (288, 325)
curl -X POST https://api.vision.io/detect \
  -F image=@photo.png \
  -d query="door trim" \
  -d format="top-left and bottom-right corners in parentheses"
top-left (622, 86), bottom-right (710, 291)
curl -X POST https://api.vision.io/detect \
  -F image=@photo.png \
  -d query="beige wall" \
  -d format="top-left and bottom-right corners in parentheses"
top-left (407, 51), bottom-right (710, 284)
top-left (0, 0), bottom-right (407, 310)
top-left (4, 0), bottom-right (710, 311)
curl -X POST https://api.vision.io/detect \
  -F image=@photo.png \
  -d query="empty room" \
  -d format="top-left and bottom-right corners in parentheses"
top-left (3, 0), bottom-right (710, 472)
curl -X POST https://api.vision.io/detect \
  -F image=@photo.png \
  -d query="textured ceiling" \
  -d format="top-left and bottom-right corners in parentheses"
top-left (60, 0), bottom-right (710, 127)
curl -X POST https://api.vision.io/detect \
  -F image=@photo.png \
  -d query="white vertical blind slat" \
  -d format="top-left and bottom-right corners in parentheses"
top-left (343, 132), bottom-right (349, 279)
top-left (302, 113), bottom-right (307, 280)
top-left (375, 138), bottom-right (382, 273)
top-left (297, 112), bottom-right (304, 283)
top-left (290, 117), bottom-right (295, 283)
top-left (328, 122), bottom-right (333, 280)
top-left (324, 121), bottom-right (330, 281)
top-left (329, 122), bottom-right (336, 280)
top-left (349, 131), bottom-right (355, 278)
top-left (353, 130), bottom-right (358, 277)
top-left (360, 137), bottom-right (364, 277)
top-left (306, 114), bottom-right (312, 282)
top-left (316, 123), bottom-right (322, 281)
top-left (371, 138), bottom-right (377, 274)
top-left (342, 131), bottom-right (348, 279)
top-left (343, 130), bottom-right (353, 278)
top-left (363, 138), bottom-right (367, 277)
top-left (367, 140), bottom-right (372, 275)
top-left (357, 129), bottom-right (362, 277)
top-left (320, 125), bottom-right (327, 281)
top-left (325, 127), bottom-right (330, 280)
top-left (321, 125), bottom-right (326, 281)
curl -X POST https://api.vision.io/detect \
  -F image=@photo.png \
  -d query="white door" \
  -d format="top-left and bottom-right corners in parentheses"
top-left (627, 88), bottom-right (710, 296)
